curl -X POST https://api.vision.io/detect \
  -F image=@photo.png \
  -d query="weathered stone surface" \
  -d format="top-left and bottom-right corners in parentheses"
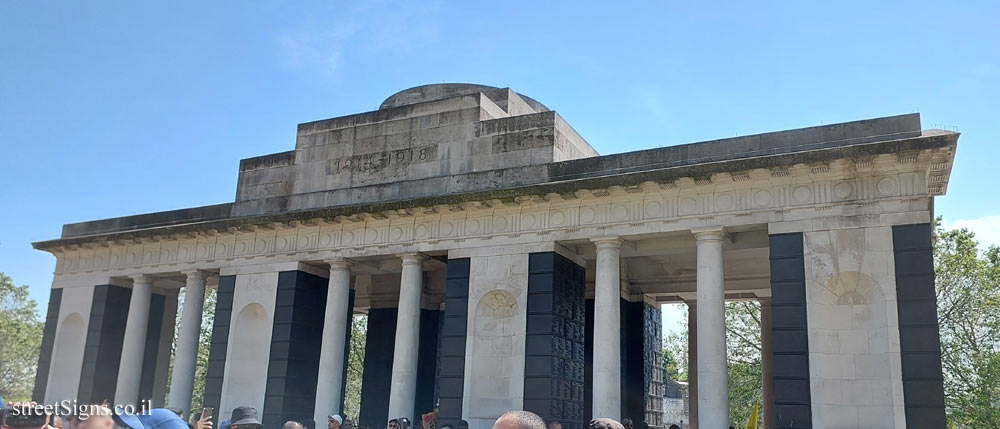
top-left (40, 85), bottom-right (956, 251)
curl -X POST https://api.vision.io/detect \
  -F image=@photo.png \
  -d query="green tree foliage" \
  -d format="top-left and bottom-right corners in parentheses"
top-left (725, 301), bottom-right (761, 428)
top-left (934, 222), bottom-right (1000, 427)
top-left (661, 302), bottom-right (762, 427)
top-left (0, 273), bottom-right (43, 402)
top-left (662, 305), bottom-right (688, 384)
top-left (343, 315), bottom-right (367, 420)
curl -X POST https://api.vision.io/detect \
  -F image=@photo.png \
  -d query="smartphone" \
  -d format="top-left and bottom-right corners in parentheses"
top-left (201, 408), bottom-right (213, 421)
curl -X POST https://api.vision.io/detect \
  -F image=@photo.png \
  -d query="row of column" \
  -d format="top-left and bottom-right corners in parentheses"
top-left (119, 228), bottom-right (740, 426)
top-left (589, 227), bottom-right (728, 427)
top-left (313, 253), bottom-right (426, 425)
top-left (112, 271), bottom-right (207, 410)
top-left (115, 252), bottom-right (427, 424)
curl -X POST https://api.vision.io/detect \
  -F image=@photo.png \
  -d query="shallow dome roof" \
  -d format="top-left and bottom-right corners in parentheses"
top-left (380, 83), bottom-right (498, 109)
top-left (379, 83), bottom-right (548, 112)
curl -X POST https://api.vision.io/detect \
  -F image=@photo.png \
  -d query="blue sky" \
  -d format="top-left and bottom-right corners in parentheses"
top-left (2, 1), bottom-right (997, 333)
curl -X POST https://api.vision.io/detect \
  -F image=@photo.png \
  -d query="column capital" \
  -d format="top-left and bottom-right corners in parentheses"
top-left (181, 269), bottom-right (210, 281)
top-left (397, 252), bottom-right (428, 265)
top-left (326, 257), bottom-right (354, 271)
top-left (591, 236), bottom-right (624, 249)
top-left (130, 274), bottom-right (154, 284)
top-left (691, 226), bottom-right (726, 241)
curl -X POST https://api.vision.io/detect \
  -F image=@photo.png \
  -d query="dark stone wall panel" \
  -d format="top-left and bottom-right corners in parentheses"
top-left (360, 308), bottom-right (397, 429)
top-left (263, 271), bottom-right (329, 428)
top-left (583, 299), bottom-right (594, 423)
top-left (415, 309), bottom-right (442, 420)
top-left (524, 252), bottom-right (585, 429)
top-left (77, 285), bottom-right (131, 404)
top-left (203, 275), bottom-right (236, 423)
top-left (892, 223), bottom-right (946, 426)
top-left (138, 293), bottom-right (166, 402)
top-left (435, 258), bottom-right (470, 427)
top-left (619, 300), bottom-right (663, 427)
top-left (768, 233), bottom-right (812, 428)
top-left (32, 288), bottom-right (63, 401)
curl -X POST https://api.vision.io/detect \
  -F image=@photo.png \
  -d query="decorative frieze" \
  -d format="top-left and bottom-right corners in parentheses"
top-left (46, 150), bottom-right (949, 276)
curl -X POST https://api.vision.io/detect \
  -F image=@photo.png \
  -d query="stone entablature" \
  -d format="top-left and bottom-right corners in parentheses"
top-left (43, 143), bottom-right (953, 278)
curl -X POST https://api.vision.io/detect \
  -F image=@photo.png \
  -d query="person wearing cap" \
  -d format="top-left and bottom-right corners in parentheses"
top-left (228, 407), bottom-right (260, 429)
top-left (282, 421), bottom-right (304, 429)
top-left (328, 415), bottom-right (342, 429)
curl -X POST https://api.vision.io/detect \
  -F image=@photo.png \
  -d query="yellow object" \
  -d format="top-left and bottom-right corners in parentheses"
top-left (744, 404), bottom-right (759, 429)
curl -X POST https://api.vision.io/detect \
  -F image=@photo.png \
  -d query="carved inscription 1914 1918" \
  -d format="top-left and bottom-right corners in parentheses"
top-left (326, 145), bottom-right (438, 176)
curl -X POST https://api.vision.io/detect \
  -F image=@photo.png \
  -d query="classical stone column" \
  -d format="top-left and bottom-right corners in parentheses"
top-left (693, 227), bottom-right (727, 428)
top-left (591, 237), bottom-right (623, 419)
top-left (760, 298), bottom-right (775, 429)
top-left (167, 270), bottom-right (208, 414)
top-left (314, 259), bottom-right (353, 424)
top-left (387, 253), bottom-right (425, 421)
top-left (115, 274), bottom-right (154, 405)
top-left (687, 302), bottom-right (698, 429)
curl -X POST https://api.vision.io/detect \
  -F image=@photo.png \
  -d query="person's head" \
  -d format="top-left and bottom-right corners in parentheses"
top-left (341, 419), bottom-right (354, 429)
top-left (229, 407), bottom-right (261, 429)
top-left (328, 415), bottom-right (343, 429)
top-left (283, 421), bottom-right (304, 429)
top-left (588, 419), bottom-right (624, 429)
top-left (74, 405), bottom-right (114, 429)
top-left (621, 419), bottom-right (633, 429)
top-left (493, 411), bottom-right (545, 429)
top-left (457, 421), bottom-right (468, 429)
top-left (668, 425), bottom-right (679, 429)
top-left (547, 421), bottom-right (561, 429)
top-left (439, 424), bottom-right (453, 429)
top-left (387, 419), bottom-right (399, 429)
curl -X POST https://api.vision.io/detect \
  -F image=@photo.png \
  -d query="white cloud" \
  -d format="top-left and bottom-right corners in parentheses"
top-left (275, 1), bottom-right (441, 78)
top-left (277, 24), bottom-right (359, 75)
top-left (943, 215), bottom-right (1000, 249)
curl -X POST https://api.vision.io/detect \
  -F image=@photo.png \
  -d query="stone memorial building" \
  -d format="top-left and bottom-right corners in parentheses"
top-left (32, 84), bottom-right (957, 429)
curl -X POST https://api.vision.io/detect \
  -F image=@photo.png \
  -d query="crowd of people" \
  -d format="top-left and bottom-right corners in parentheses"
top-left (1, 401), bottom-right (678, 429)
